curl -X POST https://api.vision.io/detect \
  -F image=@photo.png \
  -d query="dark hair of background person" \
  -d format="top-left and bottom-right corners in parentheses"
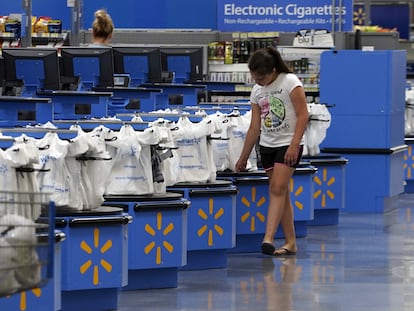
top-left (248, 47), bottom-right (292, 76)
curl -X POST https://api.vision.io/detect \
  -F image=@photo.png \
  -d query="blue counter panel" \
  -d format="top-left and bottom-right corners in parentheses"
top-left (93, 87), bottom-right (162, 115)
top-left (0, 241), bottom-right (62, 311)
top-left (131, 208), bottom-right (187, 269)
top-left (217, 166), bottom-right (316, 252)
top-left (141, 83), bottom-right (206, 110)
top-left (103, 193), bottom-right (189, 289)
top-left (55, 206), bottom-right (129, 311)
top-left (60, 224), bottom-right (127, 289)
top-left (167, 180), bottom-right (237, 269)
top-left (233, 177), bottom-right (269, 236)
top-left (321, 113), bottom-right (404, 150)
top-left (336, 150), bottom-right (405, 213)
top-left (404, 138), bottom-right (414, 192)
top-left (320, 50), bottom-right (406, 150)
top-left (302, 155), bottom-right (348, 226)
top-left (37, 91), bottom-right (112, 120)
top-left (0, 97), bottom-right (52, 127)
top-left (168, 181), bottom-right (237, 251)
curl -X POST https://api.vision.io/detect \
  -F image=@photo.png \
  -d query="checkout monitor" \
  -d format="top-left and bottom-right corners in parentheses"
top-left (113, 46), bottom-right (162, 87)
top-left (160, 46), bottom-right (204, 83)
top-left (2, 48), bottom-right (60, 96)
top-left (59, 47), bottom-right (114, 90)
top-left (0, 57), bottom-right (4, 92)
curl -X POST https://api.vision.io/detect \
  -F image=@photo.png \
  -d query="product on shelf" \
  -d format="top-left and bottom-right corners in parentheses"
top-left (208, 32), bottom-right (279, 65)
top-left (32, 16), bottom-right (62, 34)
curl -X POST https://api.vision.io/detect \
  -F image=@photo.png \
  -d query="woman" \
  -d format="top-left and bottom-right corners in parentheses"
top-left (90, 9), bottom-right (114, 46)
top-left (235, 47), bottom-right (309, 256)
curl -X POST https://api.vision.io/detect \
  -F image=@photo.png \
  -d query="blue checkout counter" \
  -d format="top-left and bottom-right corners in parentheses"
top-left (217, 165), bottom-right (317, 253)
top-left (37, 90), bottom-right (113, 120)
top-left (104, 193), bottom-right (190, 290)
top-left (189, 81), bottom-right (242, 92)
top-left (0, 96), bottom-right (52, 127)
top-left (54, 206), bottom-right (131, 311)
top-left (93, 86), bottom-right (162, 115)
top-left (167, 180), bottom-right (238, 269)
top-left (302, 154), bottom-right (348, 226)
top-left (319, 50), bottom-right (406, 212)
top-left (0, 231), bottom-right (66, 311)
top-left (321, 146), bottom-right (406, 213)
top-left (404, 137), bottom-right (414, 192)
top-left (141, 83), bottom-right (206, 110)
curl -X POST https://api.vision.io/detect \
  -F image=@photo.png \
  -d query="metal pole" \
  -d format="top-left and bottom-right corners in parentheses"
top-left (21, 0), bottom-right (32, 47)
top-left (71, 0), bottom-right (81, 46)
top-left (364, 0), bottom-right (371, 26)
top-left (338, 0), bottom-right (343, 32)
top-left (331, 0), bottom-right (336, 34)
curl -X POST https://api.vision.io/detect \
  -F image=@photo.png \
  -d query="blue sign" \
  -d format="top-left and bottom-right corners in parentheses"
top-left (217, 0), bottom-right (353, 32)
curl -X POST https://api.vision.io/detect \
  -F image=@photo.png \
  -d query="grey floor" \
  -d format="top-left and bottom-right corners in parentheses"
top-left (118, 193), bottom-right (414, 311)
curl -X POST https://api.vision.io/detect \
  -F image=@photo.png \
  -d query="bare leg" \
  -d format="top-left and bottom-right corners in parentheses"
top-left (262, 164), bottom-right (295, 246)
top-left (277, 190), bottom-right (297, 253)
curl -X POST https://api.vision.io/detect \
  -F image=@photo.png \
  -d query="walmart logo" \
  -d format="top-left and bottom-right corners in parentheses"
top-left (6, 288), bottom-right (42, 311)
top-left (313, 168), bottom-right (335, 208)
top-left (240, 187), bottom-right (266, 233)
top-left (404, 145), bottom-right (414, 179)
top-left (289, 178), bottom-right (304, 210)
top-left (197, 198), bottom-right (224, 246)
top-left (144, 212), bottom-right (175, 264)
top-left (80, 228), bottom-right (113, 285)
top-left (353, 7), bottom-right (366, 25)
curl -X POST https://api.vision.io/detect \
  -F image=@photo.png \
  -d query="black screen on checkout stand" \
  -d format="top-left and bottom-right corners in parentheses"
top-left (112, 46), bottom-right (162, 87)
top-left (2, 48), bottom-right (60, 96)
top-left (59, 47), bottom-right (114, 91)
top-left (160, 46), bottom-right (204, 83)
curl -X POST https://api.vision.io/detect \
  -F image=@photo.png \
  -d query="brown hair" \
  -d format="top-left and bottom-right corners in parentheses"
top-left (248, 47), bottom-right (292, 76)
top-left (92, 9), bottom-right (114, 41)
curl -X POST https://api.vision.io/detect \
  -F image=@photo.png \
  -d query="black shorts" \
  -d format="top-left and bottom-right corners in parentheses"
top-left (259, 145), bottom-right (304, 170)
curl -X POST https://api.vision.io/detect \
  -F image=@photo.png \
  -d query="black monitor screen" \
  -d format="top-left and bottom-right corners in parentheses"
top-left (0, 57), bottom-right (4, 84)
top-left (113, 46), bottom-right (162, 86)
top-left (160, 47), bottom-right (204, 83)
top-left (59, 47), bottom-right (114, 90)
top-left (2, 48), bottom-right (60, 95)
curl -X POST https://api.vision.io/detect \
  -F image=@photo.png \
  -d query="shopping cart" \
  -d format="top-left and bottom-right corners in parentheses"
top-left (0, 191), bottom-right (55, 297)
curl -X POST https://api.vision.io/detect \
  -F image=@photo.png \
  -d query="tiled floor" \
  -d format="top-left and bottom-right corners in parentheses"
top-left (118, 193), bottom-right (414, 311)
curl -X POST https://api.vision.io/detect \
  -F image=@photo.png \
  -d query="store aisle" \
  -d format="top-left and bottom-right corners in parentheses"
top-left (118, 193), bottom-right (414, 311)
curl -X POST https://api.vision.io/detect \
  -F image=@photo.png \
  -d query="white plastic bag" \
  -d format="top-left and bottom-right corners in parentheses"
top-left (304, 103), bottom-right (331, 156)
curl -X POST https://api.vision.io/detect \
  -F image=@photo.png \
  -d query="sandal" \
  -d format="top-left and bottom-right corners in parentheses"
top-left (273, 247), bottom-right (297, 257)
top-left (261, 242), bottom-right (276, 255)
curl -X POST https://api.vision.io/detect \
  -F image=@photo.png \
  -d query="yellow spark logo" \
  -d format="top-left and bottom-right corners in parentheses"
top-left (404, 145), bottom-right (414, 178)
top-left (80, 228), bottom-right (113, 285)
top-left (197, 198), bottom-right (225, 246)
top-left (353, 7), bottom-right (366, 25)
top-left (289, 178), bottom-right (304, 210)
top-left (144, 212), bottom-right (175, 265)
top-left (6, 288), bottom-right (42, 311)
top-left (240, 187), bottom-right (266, 232)
top-left (313, 168), bottom-right (335, 208)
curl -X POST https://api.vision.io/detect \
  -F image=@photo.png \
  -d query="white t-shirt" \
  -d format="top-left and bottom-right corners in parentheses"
top-left (250, 73), bottom-right (304, 147)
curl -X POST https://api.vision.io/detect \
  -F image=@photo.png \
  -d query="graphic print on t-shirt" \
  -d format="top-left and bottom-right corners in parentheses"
top-left (260, 94), bottom-right (285, 128)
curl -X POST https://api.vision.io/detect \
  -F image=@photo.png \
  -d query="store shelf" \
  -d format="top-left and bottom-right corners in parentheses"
top-left (32, 32), bottom-right (69, 46)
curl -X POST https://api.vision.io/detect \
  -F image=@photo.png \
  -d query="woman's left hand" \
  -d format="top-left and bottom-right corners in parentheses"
top-left (284, 144), bottom-right (299, 166)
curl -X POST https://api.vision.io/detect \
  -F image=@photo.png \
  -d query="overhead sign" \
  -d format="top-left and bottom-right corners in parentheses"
top-left (217, 0), bottom-right (353, 32)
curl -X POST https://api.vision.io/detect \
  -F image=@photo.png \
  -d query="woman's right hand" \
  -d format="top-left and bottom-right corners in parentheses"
top-left (235, 158), bottom-right (248, 172)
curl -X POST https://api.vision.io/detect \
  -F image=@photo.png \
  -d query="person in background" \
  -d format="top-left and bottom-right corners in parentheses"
top-left (91, 9), bottom-right (114, 46)
top-left (235, 47), bottom-right (309, 256)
